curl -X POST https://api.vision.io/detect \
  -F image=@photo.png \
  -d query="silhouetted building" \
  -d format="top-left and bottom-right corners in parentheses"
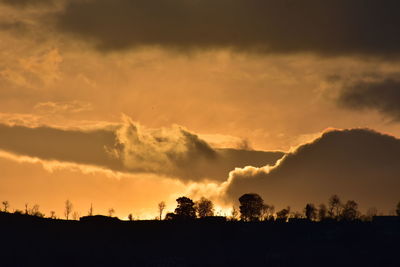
top-left (80, 215), bottom-right (120, 223)
top-left (372, 216), bottom-right (400, 224)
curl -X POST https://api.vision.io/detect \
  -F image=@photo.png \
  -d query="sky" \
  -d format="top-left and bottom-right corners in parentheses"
top-left (0, 0), bottom-right (400, 218)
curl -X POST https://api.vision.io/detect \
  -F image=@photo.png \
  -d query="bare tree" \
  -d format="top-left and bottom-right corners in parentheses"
top-left (30, 204), bottom-right (44, 217)
top-left (72, 211), bottom-right (80, 220)
top-left (88, 203), bottom-right (94, 216)
top-left (108, 208), bottom-right (115, 217)
top-left (292, 211), bottom-right (303, 219)
top-left (64, 200), bottom-right (73, 220)
top-left (276, 206), bottom-right (291, 222)
top-left (31, 204), bottom-right (39, 215)
top-left (396, 201), bottom-right (400, 216)
top-left (229, 206), bottom-right (239, 221)
top-left (2, 201), bottom-right (9, 212)
top-left (24, 203), bottom-right (29, 215)
top-left (328, 194), bottom-right (342, 219)
top-left (318, 204), bottom-right (327, 221)
top-left (195, 197), bottom-right (214, 218)
top-left (261, 204), bottom-right (269, 220)
top-left (261, 204), bottom-right (275, 221)
top-left (158, 201), bottom-right (166, 220)
top-left (50, 211), bottom-right (57, 219)
top-left (216, 209), bottom-right (222, 217)
top-left (268, 205), bottom-right (275, 220)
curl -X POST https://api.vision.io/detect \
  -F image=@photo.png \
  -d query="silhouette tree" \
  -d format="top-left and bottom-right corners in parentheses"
top-left (195, 197), bottom-right (214, 218)
top-left (396, 201), bottom-right (400, 216)
top-left (108, 208), bottom-right (115, 217)
top-left (215, 209), bottom-right (223, 217)
top-left (318, 204), bottom-right (327, 221)
top-left (304, 203), bottom-right (317, 221)
top-left (341, 200), bottom-right (359, 221)
top-left (239, 193), bottom-right (264, 221)
top-left (2, 201), bottom-right (9, 212)
top-left (13, 209), bottom-right (23, 214)
top-left (276, 207), bottom-right (291, 222)
top-left (328, 194), bottom-right (342, 219)
top-left (174, 197), bottom-right (196, 219)
top-left (292, 211), bottom-right (303, 219)
top-left (30, 204), bottom-right (39, 215)
top-left (229, 206), bottom-right (239, 221)
top-left (158, 201), bottom-right (166, 220)
top-left (72, 211), bottom-right (80, 220)
top-left (261, 204), bottom-right (275, 221)
top-left (24, 203), bottom-right (29, 215)
top-left (261, 204), bottom-right (269, 220)
top-left (128, 213), bottom-right (133, 221)
top-left (64, 200), bottom-right (73, 220)
top-left (50, 211), bottom-right (56, 219)
top-left (165, 212), bottom-right (176, 220)
top-left (30, 204), bottom-right (44, 217)
top-left (88, 203), bottom-right (94, 216)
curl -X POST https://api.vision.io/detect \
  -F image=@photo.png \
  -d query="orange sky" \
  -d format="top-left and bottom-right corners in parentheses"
top-left (1, 0), bottom-right (400, 218)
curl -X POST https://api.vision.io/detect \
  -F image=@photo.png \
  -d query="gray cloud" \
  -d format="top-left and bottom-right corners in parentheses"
top-left (0, 0), bottom-right (55, 7)
top-left (0, 120), bottom-right (284, 182)
top-left (223, 128), bottom-right (400, 212)
top-left (338, 77), bottom-right (400, 121)
top-left (0, 123), bottom-right (123, 170)
top-left (51, 0), bottom-right (400, 56)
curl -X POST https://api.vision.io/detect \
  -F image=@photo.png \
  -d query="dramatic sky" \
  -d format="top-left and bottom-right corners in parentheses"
top-left (1, 0), bottom-right (400, 218)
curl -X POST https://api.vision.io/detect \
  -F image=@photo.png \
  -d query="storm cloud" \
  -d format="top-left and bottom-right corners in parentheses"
top-left (223, 128), bottom-right (400, 212)
top-left (338, 77), bottom-right (400, 121)
top-left (50, 0), bottom-right (400, 56)
top-left (0, 119), bottom-right (284, 182)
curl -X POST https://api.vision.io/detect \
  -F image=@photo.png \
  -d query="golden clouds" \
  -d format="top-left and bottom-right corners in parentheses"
top-left (34, 101), bottom-right (93, 114)
top-left (0, 117), bottom-right (284, 181)
top-left (1, 0), bottom-right (400, 219)
top-left (20, 48), bottom-right (63, 85)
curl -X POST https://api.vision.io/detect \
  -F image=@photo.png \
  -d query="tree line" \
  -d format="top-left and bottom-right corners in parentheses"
top-left (164, 193), bottom-right (400, 222)
top-left (2, 193), bottom-right (400, 222)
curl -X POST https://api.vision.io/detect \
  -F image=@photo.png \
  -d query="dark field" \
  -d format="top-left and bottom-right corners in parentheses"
top-left (0, 213), bottom-right (398, 267)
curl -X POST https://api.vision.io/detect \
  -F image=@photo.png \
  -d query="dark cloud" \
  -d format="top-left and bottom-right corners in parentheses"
top-left (52, 0), bottom-right (400, 56)
top-left (0, 123), bottom-right (123, 170)
top-left (338, 77), bottom-right (400, 120)
top-left (224, 129), bottom-right (400, 212)
top-left (0, 122), bottom-right (284, 182)
top-left (0, 0), bottom-right (55, 7)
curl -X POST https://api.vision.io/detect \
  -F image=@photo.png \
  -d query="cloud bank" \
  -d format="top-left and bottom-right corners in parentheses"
top-left (51, 0), bottom-right (400, 56)
top-left (0, 117), bottom-right (284, 182)
top-left (338, 76), bottom-right (400, 121)
top-left (223, 128), bottom-right (400, 211)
